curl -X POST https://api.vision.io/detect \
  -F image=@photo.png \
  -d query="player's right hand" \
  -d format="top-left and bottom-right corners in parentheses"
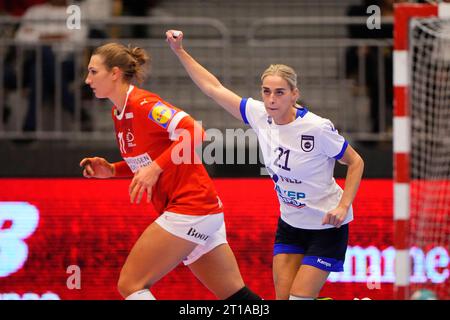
top-left (165, 29), bottom-right (184, 53)
top-left (79, 157), bottom-right (114, 179)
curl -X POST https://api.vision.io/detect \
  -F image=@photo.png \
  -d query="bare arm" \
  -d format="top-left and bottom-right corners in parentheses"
top-left (166, 30), bottom-right (243, 121)
top-left (336, 145), bottom-right (364, 210)
top-left (322, 144), bottom-right (364, 227)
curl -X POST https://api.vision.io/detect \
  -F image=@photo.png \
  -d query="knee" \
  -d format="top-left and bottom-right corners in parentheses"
top-left (117, 276), bottom-right (132, 298)
top-left (273, 272), bottom-right (295, 291)
top-left (117, 275), bottom-right (147, 299)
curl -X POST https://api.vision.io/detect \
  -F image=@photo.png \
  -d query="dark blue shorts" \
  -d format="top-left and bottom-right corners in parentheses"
top-left (273, 217), bottom-right (349, 272)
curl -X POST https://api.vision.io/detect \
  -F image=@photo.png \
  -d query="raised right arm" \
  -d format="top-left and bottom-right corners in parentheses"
top-left (166, 30), bottom-right (243, 121)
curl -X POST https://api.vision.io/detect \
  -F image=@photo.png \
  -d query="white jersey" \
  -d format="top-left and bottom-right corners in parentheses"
top-left (240, 98), bottom-right (353, 230)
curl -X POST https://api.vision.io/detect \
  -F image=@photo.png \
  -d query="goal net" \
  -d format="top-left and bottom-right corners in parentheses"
top-left (409, 17), bottom-right (450, 300)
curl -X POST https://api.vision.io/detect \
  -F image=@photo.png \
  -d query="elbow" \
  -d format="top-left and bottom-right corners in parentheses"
top-left (204, 83), bottom-right (223, 99)
top-left (357, 155), bottom-right (365, 176)
top-left (346, 154), bottom-right (364, 175)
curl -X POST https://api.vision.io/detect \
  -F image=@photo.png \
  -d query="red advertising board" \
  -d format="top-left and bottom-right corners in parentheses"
top-left (0, 178), bottom-right (447, 300)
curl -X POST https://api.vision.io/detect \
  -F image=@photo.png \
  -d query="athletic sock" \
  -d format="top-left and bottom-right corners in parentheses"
top-left (289, 294), bottom-right (314, 300)
top-left (125, 289), bottom-right (156, 300)
top-left (225, 286), bottom-right (262, 300)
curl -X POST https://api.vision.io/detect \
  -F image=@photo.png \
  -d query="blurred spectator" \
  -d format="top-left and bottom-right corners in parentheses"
top-left (80, 0), bottom-right (113, 39)
top-left (14, 0), bottom-right (89, 131)
top-left (0, 0), bottom-right (45, 17)
top-left (1, 44), bottom-right (16, 126)
top-left (346, 0), bottom-right (406, 133)
top-left (1, 1), bottom-right (44, 126)
top-left (119, 0), bottom-right (163, 38)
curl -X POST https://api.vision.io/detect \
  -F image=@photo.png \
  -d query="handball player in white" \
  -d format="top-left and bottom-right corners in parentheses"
top-left (167, 30), bottom-right (364, 300)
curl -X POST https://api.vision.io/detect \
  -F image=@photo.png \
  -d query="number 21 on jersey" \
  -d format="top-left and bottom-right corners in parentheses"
top-left (273, 147), bottom-right (291, 171)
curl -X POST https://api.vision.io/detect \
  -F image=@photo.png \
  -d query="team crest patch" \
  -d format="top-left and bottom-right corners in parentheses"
top-left (301, 135), bottom-right (314, 152)
top-left (148, 102), bottom-right (176, 128)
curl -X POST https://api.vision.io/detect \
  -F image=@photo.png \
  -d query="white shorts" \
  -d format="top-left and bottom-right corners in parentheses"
top-left (155, 211), bottom-right (228, 265)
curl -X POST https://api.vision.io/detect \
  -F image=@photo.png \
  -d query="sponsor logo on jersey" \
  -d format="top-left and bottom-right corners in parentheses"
top-left (279, 176), bottom-right (302, 184)
top-left (125, 130), bottom-right (136, 148)
top-left (117, 130), bottom-right (136, 153)
top-left (301, 135), bottom-right (314, 152)
top-left (148, 102), bottom-right (176, 129)
top-left (275, 185), bottom-right (306, 208)
top-left (123, 153), bottom-right (152, 173)
top-left (275, 185), bottom-right (305, 199)
top-left (279, 195), bottom-right (306, 209)
top-left (266, 167), bottom-right (301, 184)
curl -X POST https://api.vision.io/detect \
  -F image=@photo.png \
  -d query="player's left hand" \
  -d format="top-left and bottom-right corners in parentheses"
top-left (165, 29), bottom-right (184, 53)
top-left (322, 205), bottom-right (348, 228)
top-left (129, 162), bottom-right (163, 204)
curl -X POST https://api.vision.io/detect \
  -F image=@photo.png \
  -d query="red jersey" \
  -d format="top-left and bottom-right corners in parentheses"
top-left (111, 85), bottom-right (222, 216)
